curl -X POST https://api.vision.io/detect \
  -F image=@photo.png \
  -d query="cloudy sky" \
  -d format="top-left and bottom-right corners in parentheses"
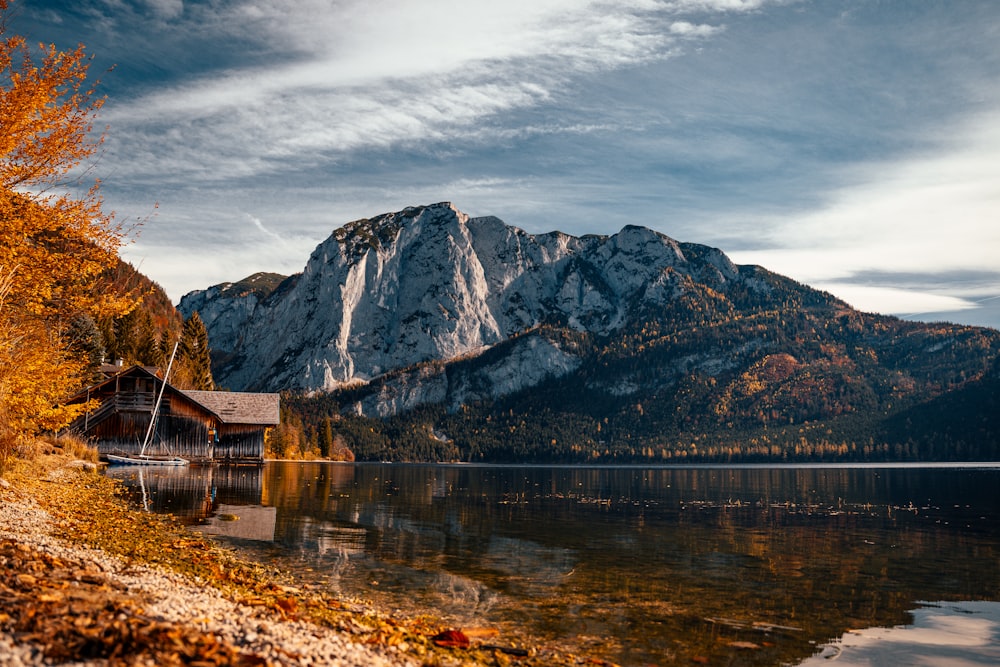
top-left (13, 0), bottom-right (1000, 328)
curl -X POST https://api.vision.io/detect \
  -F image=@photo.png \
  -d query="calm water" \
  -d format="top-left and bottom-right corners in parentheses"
top-left (106, 462), bottom-right (1000, 666)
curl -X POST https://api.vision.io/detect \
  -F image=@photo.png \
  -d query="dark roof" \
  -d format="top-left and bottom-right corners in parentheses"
top-left (72, 365), bottom-right (280, 427)
top-left (181, 390), bottom-right (280, 426)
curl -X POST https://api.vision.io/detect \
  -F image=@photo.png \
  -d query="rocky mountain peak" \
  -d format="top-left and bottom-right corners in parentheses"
top-left (332, 202), bottom-right (464, 248)
top-left (181, 203), bottom-right (764, 396)
top-left (172, 205), bottom-right (1000, 462)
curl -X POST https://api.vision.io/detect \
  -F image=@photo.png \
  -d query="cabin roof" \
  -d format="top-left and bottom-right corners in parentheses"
top-left (182, 390), bottom-right (280, 426)
top-left (74, 365), bottom-right (280, 427)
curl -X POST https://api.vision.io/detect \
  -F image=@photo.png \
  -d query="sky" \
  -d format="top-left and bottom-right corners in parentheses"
top-left (11, 0), bottom-right (1000, 329)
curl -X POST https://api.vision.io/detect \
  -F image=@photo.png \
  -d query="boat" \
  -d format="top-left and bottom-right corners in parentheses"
top-left (106, 453), bottom-right (189, 466)
top-left (106, 343), bottom-right (190, 467)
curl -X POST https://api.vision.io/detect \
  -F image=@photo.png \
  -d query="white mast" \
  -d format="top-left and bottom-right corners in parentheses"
top-left (140, 342), bottom-right (179, 455)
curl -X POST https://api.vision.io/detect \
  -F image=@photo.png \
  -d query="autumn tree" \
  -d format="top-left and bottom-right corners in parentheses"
top-left (0, 0), bottom-right (133, 464)
top-left (266, 405), bottom-right (308, 459)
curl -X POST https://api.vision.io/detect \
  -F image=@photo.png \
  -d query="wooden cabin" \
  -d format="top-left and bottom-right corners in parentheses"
top-left (69, 365), bottom-right (279, 463)
top-left (182, 390), bottom-right (280, 462)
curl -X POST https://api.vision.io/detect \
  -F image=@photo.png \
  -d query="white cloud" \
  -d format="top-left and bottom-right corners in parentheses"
top-left (121, 235), bottom-right (315, 301)
top-left (100, 0), bottom-right (765, 186)
top-left (244, 0), bottom-right (677, 70)
top-left (728, 110), bottom-right (1000, 317)
top-left (246, 214), bottom-right (285, 244)
top-left (143, 0), bottom-right (184, 20)
top-left (810, 283), bottom-right (977, 316)
top-left (659, 0), bottom-right (778, 13)
top-left (669, 21), bottom-right (725, 37)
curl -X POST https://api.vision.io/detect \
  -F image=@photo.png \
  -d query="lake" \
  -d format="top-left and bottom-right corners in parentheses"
top-left (105, 462), bottom-right (1000, 666)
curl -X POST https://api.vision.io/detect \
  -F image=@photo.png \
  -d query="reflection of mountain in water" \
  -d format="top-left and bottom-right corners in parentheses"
top-left (105, 465), bottom-right (272, 540)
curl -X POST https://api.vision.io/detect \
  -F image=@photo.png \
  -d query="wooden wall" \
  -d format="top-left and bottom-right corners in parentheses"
top-left (90, 394), bottom-right (215, 462)
top-left (214, 424), bottom-right (267, 462)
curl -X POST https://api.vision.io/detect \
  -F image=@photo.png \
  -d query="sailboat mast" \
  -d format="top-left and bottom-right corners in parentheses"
top-left (140, 342), bottom-right (179, 454)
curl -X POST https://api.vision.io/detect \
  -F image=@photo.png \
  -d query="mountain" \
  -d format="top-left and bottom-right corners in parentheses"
top-left (177, 271), bottom-right (288, 370)
top-left (180, 203), bottom-right (1000, 462)
top-left (181, 202), bottom-right (757, 393)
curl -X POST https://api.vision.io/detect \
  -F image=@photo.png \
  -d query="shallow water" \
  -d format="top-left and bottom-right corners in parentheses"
top-left (106, 462), bottom-right (1000, 666)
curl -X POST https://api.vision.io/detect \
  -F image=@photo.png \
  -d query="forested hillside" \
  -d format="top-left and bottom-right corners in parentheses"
top-left (89, 260), bottom-right (182, 369)
top-left (276, 264), bottom-right (1000, 463)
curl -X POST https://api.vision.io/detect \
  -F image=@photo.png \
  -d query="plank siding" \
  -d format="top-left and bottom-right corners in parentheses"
top-left (214, 425), bottom-right (267, 462)
top-left (89, 396), bottom-right (216, 462)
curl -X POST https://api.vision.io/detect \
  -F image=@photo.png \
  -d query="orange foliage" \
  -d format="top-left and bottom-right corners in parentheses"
top-left (757, 353), bottom-right (800, 383)
top-left (0, 0), bottom-right (134, 453)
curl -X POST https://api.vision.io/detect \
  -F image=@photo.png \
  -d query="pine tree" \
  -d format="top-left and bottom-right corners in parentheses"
top-left (177, 312), bottom-right (214, 390)
top-left (319, 417), bottom-right (334, 458)
top-left (100, 308), bottom-right (140, 364)
top-left (133, 310), bottom-right (160, 367)
top-left (65, 314), bottom-right (105, 384)
top-left (157, 333), bottom-right (173, 371)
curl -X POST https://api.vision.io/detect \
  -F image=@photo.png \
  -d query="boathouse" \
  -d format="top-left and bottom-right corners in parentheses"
top-left (68, 365), bottom-right (279, 463)
top-left (181, 390), bottom-right (280, 461)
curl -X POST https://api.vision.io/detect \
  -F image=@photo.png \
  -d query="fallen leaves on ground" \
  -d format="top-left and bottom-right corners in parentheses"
top-left (0, 538), bottom-right (262, 665)
top-left (431, 629), bottom-right (471, 648)
top-left (1, 453), bottom-right (603, 666)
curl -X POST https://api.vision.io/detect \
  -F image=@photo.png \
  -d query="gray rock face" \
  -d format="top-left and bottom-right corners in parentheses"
top-left (180, 203), bottom-right (750, 411)
top-left (178, 284), bottom-right (260, 357)
top-left (178, 272), bottom-right (288, 357)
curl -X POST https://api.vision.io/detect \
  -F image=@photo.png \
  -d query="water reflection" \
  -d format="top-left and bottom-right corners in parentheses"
top-left (799, 600), bottom-right (1000, 666)
top-left (105, 465), bottom-right (272, 540)
top-left (194, 504), bottom-right (276, 542)
top-left (106, 463), bottom-right (1000, 666)
top-left (105, 465), bottom-right (216, 516)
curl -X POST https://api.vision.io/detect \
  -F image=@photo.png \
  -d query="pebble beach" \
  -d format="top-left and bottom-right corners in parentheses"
top-left (0, 453), bottom-right (586, 667)
top-left (0, 460), bottom-right (419, 666)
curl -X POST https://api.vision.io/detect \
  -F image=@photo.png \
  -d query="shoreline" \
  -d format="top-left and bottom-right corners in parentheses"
top-left (0, 452), bottom-right (587, 666)
top-left (261, 458), bottom-right (1000, 468)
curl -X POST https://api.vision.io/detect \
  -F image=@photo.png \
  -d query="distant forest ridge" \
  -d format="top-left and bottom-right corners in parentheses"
top-left (280, 318), bottom-right (1000, 463)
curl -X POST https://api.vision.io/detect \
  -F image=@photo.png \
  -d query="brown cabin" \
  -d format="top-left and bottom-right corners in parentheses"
top-left (69, 365), bottom-right (280, 463)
